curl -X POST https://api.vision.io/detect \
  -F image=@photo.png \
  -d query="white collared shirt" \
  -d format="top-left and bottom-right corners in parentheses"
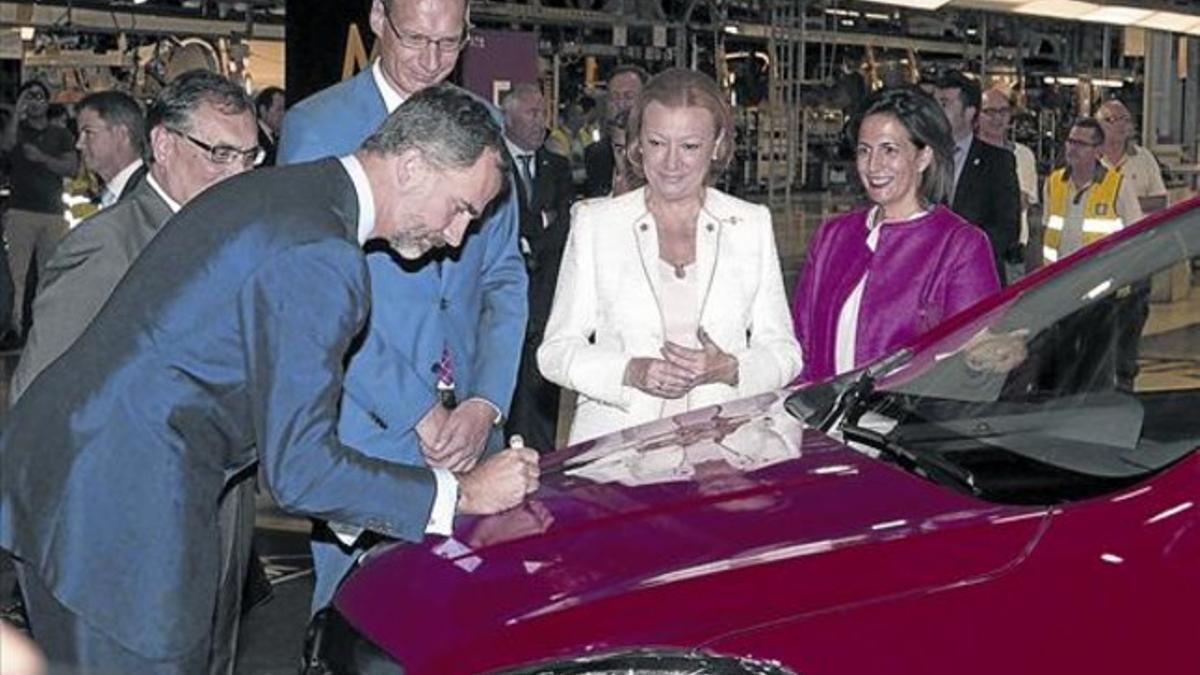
top-left (372, 60), bottom-right (406, 113)
top-left (1102, 144), bottom-right (1168, 200)
top-left (100, 159), bottom-right (144, 209)
top-left (333, 154), bottom-right (458, 538)
top-left (951, 134), bottom-right (973, 196)
top-left (144, 170), bottom-right (183, 213)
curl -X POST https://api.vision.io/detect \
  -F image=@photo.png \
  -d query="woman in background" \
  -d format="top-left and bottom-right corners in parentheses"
top-left (791, 86), bottom-right (999, 382)
top-left (539, 68), bottom-right (801, 444)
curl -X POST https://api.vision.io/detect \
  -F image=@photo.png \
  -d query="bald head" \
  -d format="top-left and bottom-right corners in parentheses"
top-left (1096, 99), bottom-right (1134, 152)
top-left (977, 87), bottom-right (1013, 147)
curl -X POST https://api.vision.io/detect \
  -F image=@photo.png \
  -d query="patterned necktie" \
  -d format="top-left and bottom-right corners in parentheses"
top-left (436, 345), bottom-right (456, 408)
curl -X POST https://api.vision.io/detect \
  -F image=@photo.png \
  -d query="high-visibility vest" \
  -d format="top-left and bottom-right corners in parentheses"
top-left (1043, 167), bottom-right (1124, 263)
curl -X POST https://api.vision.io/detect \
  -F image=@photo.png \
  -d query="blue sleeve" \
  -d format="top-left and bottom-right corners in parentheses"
top-left (277, 106), bottom-right (333, 166)
top-left (338, 312), bottom-right (440, 467)
top-left (241, 241), bottom-right (436, 543)
top-left (467, 187), bottom-right (529, 416)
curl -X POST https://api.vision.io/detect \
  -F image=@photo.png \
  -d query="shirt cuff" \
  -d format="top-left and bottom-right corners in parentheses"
top-left (328, 521), bottom-right (364, 547)
top-left (464, 396), bottom-right (504, 425)
top-left (425, 467), bottom-right (458, 536)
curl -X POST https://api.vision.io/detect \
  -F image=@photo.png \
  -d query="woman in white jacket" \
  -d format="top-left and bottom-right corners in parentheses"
top-left (538, 68), bottom-right (802, 445)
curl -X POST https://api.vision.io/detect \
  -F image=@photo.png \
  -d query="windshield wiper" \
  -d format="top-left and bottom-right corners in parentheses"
top-left (811, 348), bottom-right (913, 433)
top-left (841, 421), bottom-right (981, 496)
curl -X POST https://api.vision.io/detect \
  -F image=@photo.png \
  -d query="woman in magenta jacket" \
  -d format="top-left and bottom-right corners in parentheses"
top-left (792, 87), bottom-right (1000, 382)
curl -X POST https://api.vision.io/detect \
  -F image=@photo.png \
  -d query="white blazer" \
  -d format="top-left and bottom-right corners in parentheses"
top-left (538, 187), bottom-right (803, 444)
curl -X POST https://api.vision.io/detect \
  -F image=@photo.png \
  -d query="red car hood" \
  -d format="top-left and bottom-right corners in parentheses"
top-left (335, 391), bottom-right (1049, 673)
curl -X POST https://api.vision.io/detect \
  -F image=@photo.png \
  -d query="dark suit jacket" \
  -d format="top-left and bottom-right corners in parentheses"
top-left (116, 163), bottom-right (147, 201)
top-left (513, 147), bottom-right (573, 338)
top-left (258, 123), bottom-right (278, 167)
top-left (10, 178), bottom-right (173, 401)
top-left (950, 137), bottom-right (1021, 283)
top-left (0, 158), bottom-right (439, 659)
top-left (583, 139), bottom-right (614, 198)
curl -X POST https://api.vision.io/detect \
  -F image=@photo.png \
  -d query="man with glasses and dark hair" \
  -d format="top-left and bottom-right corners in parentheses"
top-left (279, 0), bottom-right (529, 612)
top-left (1041, 117), bottom-right (1141, 266)
top-left (11, 69), bottom-right (258, 401)
top-left (8, 70), bottom-right (258, 675)
top-left (1, 80), bottom-right (78, 345)
top-left (1040, 117), bottom-right (1144, 394)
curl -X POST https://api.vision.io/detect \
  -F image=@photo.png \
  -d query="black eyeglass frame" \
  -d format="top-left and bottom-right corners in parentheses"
top-left (381, 2), bottom-right (470, 53)
top-left (169, 128), bottom-right (264, 167)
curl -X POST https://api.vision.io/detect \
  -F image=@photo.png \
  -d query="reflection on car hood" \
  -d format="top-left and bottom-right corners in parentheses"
top-left (336, 392), bottom-right (1049, 673)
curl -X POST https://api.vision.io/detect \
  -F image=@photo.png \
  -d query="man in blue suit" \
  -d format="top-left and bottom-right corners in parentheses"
top-left (278, 0), bottom-right (530, 612)
top-left (0, 84), bottom-right (540, 674)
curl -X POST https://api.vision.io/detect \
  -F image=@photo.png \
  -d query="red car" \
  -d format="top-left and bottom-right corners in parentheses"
top-left (307, 199), bottom-right (1200, 674)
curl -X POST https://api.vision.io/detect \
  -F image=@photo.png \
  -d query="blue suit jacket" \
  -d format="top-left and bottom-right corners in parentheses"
top-left (279, 69), bottom-right (527, 461)
top-left (0, 160), bottom-right (439, 659)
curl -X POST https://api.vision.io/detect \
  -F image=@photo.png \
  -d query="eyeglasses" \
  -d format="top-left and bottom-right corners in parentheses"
top-left (382, 3), bottom-right (469, 53)
top-left (170, 129), bottom-right (263, 167)
top-left (1065, 137), bottom-right (1100, 148)
top-left (980, 107), bottom-right (1011, 117)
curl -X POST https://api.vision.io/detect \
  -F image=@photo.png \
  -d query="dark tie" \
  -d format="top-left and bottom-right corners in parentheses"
top-left (516, 154), bottom-right (534, 205)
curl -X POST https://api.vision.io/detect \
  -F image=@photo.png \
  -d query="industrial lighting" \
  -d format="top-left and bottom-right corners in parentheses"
top-left (723, 24), bottom-right (740, 34)
top-left (859, 0), bottom-right (950, 10)
top-left (1080, 6), bottom-right (1152, 26)
top-left (18, 26), bottom-right (34, 40)
top-left (132, 0), bottom-right (149, 4)
top-left (1015, 0), bottom-right (1100, 20)
top-left (1042, 75), bottom-right (1080, 85)
top-left (1091, 78), bottom-right (1125, 88)
top-left (1136, 12), bottom-right (1200, 33)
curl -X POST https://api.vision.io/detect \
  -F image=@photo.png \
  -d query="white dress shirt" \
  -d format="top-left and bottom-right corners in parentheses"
top-left (144, 170), bottom-right (182, 214)
top-left (100, 159), bottom-right (144, 208)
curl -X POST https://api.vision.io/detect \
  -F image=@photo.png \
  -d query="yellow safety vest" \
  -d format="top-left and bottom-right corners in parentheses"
top-left (1043, 167), bottom-right (1124, 263)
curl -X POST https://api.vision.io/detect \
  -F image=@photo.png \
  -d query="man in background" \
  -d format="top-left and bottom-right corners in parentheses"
top-left (1, 81), bottom-right (77, 344)
top-left (1040, 117), bottom-right (1143, 393)
top-left (254, 86), bottom-right (285, 166)
top-left (1096, 99), bottom-right (1168, 215)
top-left (74, 91), bottom-right (146, 209)
top-left (977, 86), bottom-right (1038, 277)
top-left (935, 71), bottom-right (1021, 285)
top-left (584, 64), bottom-right (647, 197)
top-left (502, 83), bottom-right (572, 453)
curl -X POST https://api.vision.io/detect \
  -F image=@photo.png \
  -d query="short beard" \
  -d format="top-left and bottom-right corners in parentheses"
top-left (386, 230), bottom-right (439, 260)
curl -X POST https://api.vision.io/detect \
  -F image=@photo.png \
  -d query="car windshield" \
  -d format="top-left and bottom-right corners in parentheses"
top-left (789, 202), bottom-right (1200, 505)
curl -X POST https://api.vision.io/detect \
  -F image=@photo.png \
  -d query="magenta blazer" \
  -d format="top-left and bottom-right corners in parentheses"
top-left (791, 205), bottom-right (1000, 382)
